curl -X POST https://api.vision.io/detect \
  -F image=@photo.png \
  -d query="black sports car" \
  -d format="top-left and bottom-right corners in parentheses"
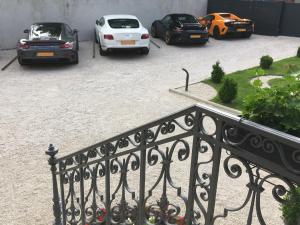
top-left (151, 14), bottom-right (209, 45)
top-left (17, 22), bottom-right (79, 65)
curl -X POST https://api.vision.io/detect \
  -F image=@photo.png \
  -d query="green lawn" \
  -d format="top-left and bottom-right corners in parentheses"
top-left (203, 57), bottom-right (300, 110)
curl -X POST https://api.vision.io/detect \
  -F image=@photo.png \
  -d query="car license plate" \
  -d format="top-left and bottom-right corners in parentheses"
top-left (190, 34), bottom-right (201, 39)
top-left (121, 40), bottom-right (135, 45)
top-left (237, 28), bottom-right (246, 32)
top-left (37, 52), bottom-right (54, 57)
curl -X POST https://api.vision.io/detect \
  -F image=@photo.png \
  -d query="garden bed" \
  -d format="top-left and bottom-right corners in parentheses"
top-left (203, 56), bottom-right (300, 110)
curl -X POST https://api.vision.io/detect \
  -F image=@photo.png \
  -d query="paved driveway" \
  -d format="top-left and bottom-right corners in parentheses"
top-left (0, 35), bottom-right (299, 225)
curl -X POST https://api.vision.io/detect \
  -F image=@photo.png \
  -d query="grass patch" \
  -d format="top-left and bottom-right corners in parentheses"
top-left (203, 57), bottom-right (300, 110)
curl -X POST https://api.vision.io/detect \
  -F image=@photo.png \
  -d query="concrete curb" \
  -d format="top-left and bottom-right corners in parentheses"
top-left (169, 87), bottom-right (241, 115)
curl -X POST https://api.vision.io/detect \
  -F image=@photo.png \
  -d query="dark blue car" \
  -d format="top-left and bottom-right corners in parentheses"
top-left (151, 14), bottom-right (209, 45)
top-left (17, 22), bottom-right (79, 65)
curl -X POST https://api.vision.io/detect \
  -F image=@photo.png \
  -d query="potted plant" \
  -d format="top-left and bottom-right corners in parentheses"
top-left (281, 187), bottom-right (300, 225)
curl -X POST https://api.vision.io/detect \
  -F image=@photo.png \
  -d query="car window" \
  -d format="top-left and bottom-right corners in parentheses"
top-left (30, 23), bottom-right (62, 39)
top-left (108, 19), bottom-right (139, 29)
top-left (219, 13), bottom-right (231, 18)
top-left (174, 15), bottom-right (198, 24)
top-left (162, 16), bottom-right (172, 26)
top-left (65, 24), bottom-right (73, 35)
top-left (204, 15), bottom-right (215, 21)
top-left (98, 17), bottom-right (105, 26)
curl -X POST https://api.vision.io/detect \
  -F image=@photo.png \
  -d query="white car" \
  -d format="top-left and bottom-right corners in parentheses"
top-left (95, 15), bottom-right (150, 56)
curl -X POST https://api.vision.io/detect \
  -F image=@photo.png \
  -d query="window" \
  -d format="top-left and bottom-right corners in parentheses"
top-left (162, 16), bottom-right (172, 26)
top-left (174, 14), bottom-right (198, 24)
top-left (100, 17), bottom-right (105, 26)
top-left (108, 19), bottom-right (139, 29)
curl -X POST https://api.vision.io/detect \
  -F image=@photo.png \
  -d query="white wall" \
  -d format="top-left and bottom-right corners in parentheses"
top-left (0, 0), bottom-right (208, 49)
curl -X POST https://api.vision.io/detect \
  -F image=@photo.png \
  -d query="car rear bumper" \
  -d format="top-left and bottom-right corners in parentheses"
top-left (102, 39), bottom-right (150, 50)
top-left (171, 31), bottom-right (209, 44)
top-left (17, 49), bottom-right (77, 62)
top-left (226, 26), bottom-right (254, 34)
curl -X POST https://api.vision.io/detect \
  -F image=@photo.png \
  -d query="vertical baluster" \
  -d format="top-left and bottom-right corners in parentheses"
top-left (186, 110), bottom-right (201, 225)
top-left (46, 144), bottom-right (62, 225)
top-left (105, 144), bottom-right (111, 225)
top-left (205, 120), bottom-right (223, 225)
top-left (59, 162), bottom-right (67, 225)
top-left (80, 154), bottom-right (86, 225)
top-left (138, 129), bottom-right (147, 224)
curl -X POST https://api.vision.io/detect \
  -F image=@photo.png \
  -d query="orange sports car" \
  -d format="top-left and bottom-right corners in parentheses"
top-left (199, 13), bottom-right (254, 39)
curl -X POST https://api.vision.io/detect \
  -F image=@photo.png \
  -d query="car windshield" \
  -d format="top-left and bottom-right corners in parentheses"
top-left (174, 15), bottom-right (198, 24)
top-left (31, 23), bottom-right (62, 39)
top-left (108, 19), bottom-right (139, 29)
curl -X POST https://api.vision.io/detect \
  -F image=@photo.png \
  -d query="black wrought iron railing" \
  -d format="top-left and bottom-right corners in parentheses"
top-left (46, 104), bottom-right (300, 225)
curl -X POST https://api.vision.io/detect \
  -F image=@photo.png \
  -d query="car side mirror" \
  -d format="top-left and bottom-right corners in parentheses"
top-left (24, 29), bottom-right (29, 33)
top-left (73, 29), bottom-right (78, 34)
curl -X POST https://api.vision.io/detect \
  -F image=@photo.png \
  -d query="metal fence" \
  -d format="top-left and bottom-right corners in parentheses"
top-left (46, 104), bottom-right (300, 225)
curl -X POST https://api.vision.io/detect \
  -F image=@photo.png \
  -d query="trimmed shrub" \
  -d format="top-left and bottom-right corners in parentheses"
top-left (260, 55), bottom-right (273, 69)
top-left (211, 61), bottom-right (225, 83)
top-left (218, 78), bottom-right (238, 103)
top-left (297, 47), bottom-right (300, 58)
top-left (281, 187), bottom-right (300, 225)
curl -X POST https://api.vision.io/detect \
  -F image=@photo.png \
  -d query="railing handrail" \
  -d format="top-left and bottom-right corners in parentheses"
top-left (56, 105), bottom-right (197, 162)
top-left (56, 103), bottom-right (300, 163)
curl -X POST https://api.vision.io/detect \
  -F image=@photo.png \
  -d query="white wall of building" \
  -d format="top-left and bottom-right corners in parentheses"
top-left (0, 0), bottom-right (208, 49)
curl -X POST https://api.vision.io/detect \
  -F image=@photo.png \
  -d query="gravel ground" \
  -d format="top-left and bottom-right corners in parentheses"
top-left (0, 35), bottom-right (299, 225)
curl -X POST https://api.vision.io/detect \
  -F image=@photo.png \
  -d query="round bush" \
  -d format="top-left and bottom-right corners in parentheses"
top-left (211, 61), bottom-right (225, 83)
top-left (260, 55), bottom-right (273, 69)
top-left (218, 78), bottom-right (238, 103)
top-left (297, 47), bottom-right (300, 58)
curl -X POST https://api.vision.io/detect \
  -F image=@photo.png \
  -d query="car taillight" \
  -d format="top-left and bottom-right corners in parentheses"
top-left (19, 43), bottom-right (30, 49)
top-left (60, 42), bottom-right (73, 49)
top-left (104, 34), bottom-right (114, 40)
top-left (141, 34), bottom-right (150, 39)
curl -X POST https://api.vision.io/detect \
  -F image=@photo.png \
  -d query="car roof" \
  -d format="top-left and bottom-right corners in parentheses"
top-left (103, 15), bottom-right (139, 20)
top-left (167, 13), bottom-right (194, 18)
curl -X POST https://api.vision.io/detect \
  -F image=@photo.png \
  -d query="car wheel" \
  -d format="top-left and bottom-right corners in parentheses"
top-left (76, 36), bottom-right (79, 50)
top-left (95, 31), bottom-right (99, 43)
top-left (18, 56), bottom-right (25, 66)
top-left (165, 32), bottom-right (172, 45)
top-left (99, 44), bottom-right (108, 56)
top-left (243, 32), bottom-right (252, 38)
top-left (151, 25), bottom-right (158, 38)
top-left (141, 47), bottom-right (149, 55)
top-left (72, 52), bottom-right (79, 64)
top-left (213, 26), bottom-right (222, 39)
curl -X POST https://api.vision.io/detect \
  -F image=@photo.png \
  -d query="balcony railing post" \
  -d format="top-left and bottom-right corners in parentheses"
top-left (186, 109), bottom-right (201, 225)
top-left (46, 144), bottom-right (62, 225)
top-left (205, 120), bottom-right (223, 225)
top-left (105, 144), bottom-right (111, 225)
top-left (138, 129), bottom-right (147, 224)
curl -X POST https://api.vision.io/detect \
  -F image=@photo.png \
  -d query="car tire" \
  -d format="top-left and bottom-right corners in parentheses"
top-left (95, 31), bottom-right (99, 43)
top-left (151, 25), bottom-right (158, 38)
top-left (213, 26), bottom-right (222, 39)
top-left (72, 52), bottom-right (79, 64)
top-left (243, 32), bottom-right (252, 38)
top-left (18, 56), bottom-right (25, 66)
top-left (165, 31), bottom-right (172, 45)
top-left (141, 47), bottom-right (149, 55)
top-left (76, 36), bottom-right (79, 50)
top-left (99, 44), bottom-right (108, 56)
